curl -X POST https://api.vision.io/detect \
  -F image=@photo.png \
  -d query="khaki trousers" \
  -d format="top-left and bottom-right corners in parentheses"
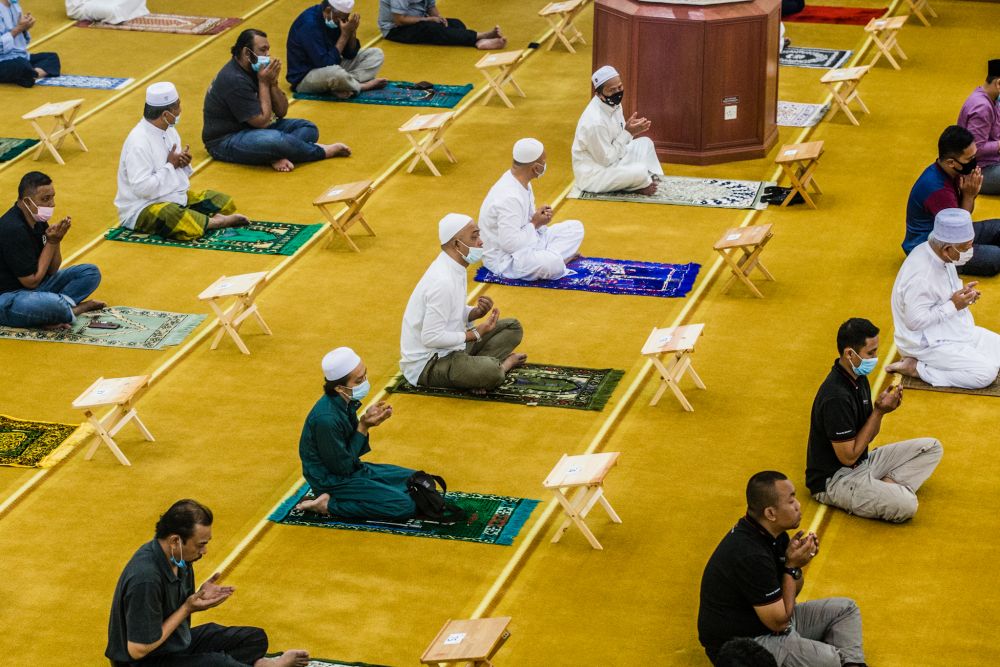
top-left (754, 597), bottom-right (865, 667)
top-left (295, 48), bottom-right (385, 95)
top-left (418, 318), bottom-right (522, 391)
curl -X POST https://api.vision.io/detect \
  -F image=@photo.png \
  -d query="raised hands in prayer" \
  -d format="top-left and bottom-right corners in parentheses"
top-left (959, 167), bottom-right (983, 199)
top-left (359, 401), bottom-right (393, 432)
top-left (530, 205), bottom-right (554, 228)
top-left (167, 144), bottom-right (193, 169)
top-left (44, 217), bottom-right (71, 243)
top-left (784, 530), bottom-right (819, 569)
top-left (950, 280), bottom-right (981, 310)
top-left (873, 384), bottom-right (902, 414)
top-left (185, 573), bottom-right (235, 613)
top-left (468, 295), bottom-right (494, 321)
top-left (258, 59), bottom-right (282, 86)
top-left (625, 112), bottom-right (652, 137)
top-left (476, 307), bottom-right (500, 337)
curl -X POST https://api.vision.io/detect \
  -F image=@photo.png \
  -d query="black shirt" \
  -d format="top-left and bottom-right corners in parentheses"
top-left (0, 203), bottom-right (47, 295)
top-left (105, 539), bottom-right (195, 662)
top-left (697, 517), bottom-right (790, 662)
top-left (806, 361), bottom-right (872, 494)
top-left (202, 59), bottom-right (264, 146)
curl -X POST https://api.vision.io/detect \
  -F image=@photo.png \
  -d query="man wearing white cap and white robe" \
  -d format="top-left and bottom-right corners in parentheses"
top-left (65, 0), bottom-right (148, 24)
top-left (888, 208), bottom-right (1000, 389)
top-left (572, 65), bottom-right (663, 195)
top-left (400, 213), bottom-right (526, 392)
top-left (286, 0), bottom-right (387, 97)
top-left (294, 346), bottom-right (418, 520)
top-left (479, 138), bottom-right (584, 281)
top-left (115, 82), bottom-right (249, 241)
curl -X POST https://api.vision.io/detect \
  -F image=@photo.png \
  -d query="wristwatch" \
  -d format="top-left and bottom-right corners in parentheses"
top-left (468, 326), bottom-right (482, 342)
top-left (783, 567), bottom-right (802, 580)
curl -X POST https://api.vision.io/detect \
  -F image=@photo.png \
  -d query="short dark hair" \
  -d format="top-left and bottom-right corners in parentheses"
top-left (323, 376), bottom-right (350, 397)
top-left (143, 102), bottom-right (178, 121)
top-left (231, 29), bottom-right (267, 58)
top-left (746, 471), bottom-right (787, 518)
top-left (18, 171), bottom-right (52, 199)
top-left (836, 317), bottom-right (879, 355)
top-left (988, 73), bottom-right (1000, 85)
top-left (938, 125), bottom-right (975, 161)
top-left (155, 499), bottom-right (214, 540)
top-left (716, 638), bottom-right (779, 667)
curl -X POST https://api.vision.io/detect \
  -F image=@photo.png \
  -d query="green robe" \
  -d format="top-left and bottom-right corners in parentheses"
top-left (298, 394), bottom-right (416, 519)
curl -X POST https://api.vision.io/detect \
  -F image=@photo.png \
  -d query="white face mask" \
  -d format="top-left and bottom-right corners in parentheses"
top-left (953, 246), bottom-right (975, 266)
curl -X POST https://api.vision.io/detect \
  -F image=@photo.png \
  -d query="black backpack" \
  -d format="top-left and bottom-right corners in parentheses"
top-left (406, 471), bottom-right (468, 525)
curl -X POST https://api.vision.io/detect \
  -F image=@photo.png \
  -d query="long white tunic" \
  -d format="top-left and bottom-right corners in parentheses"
top-left (115, 119), bottom-right (191, 229)
top-left (66, 0), bottom-right (148, 24)
top-left (891, 242), bottom-right (1000, 388)
top-left (572, 96), bottom-right (664, 193)
top-left (478, 171), bottom-right (584, 281)
top-left (399, 252), bottom-right (474, 385)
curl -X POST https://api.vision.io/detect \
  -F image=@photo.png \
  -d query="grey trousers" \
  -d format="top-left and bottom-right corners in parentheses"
top-left (418, 318), bottom-right (523, 390)
top-left (754, 598), bottom-right (864, 667)
top-left (813, 438), bottom-right (943, 523)
top-left (979, 162), bottom-right (1000, 196)
top-left (295, 48), bottom-right (385, 95)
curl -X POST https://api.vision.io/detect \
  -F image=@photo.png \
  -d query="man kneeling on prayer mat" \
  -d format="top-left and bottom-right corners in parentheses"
top-left (572, 65), bottom-right (664, 196)
top-left (115, 82), bottom-right (248, 242)
top-left (295, 347), bottom-right (418, 519)
top-left (888, 208), bottom-right (1000, 389)
top-left (400, 213), bottom-right (526, 392)
top-left (478, 138), bottom-right (584, 281)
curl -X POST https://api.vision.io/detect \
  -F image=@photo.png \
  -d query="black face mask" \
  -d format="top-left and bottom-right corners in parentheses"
top-left (601, 90), bottom-right (624, 107)
top-left (954, 156), bottom-right (978, 175)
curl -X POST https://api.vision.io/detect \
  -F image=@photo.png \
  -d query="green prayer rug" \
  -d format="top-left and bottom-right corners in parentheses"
top-left (0, 414), bottom-right (78, 467)
top-left (269, 486), bottom-right (540, 546)
top-left (0, 137), bottom-right (39, 161)
top-left (294, 81), bottom-right (473, 108)
top-left (106, 220), bottom-right (322, 255)
top-left (387, 363), bottom-right (624, 411)
top-left (0, 306), bottom-right (204, 350)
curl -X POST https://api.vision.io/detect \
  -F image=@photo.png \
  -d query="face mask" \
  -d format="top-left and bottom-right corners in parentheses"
top-left (458, 240), bottom-right (484, 264)
top-left (166, 111), bottom-right (180, 127)
top-left (251, 55), bottom-right (270, 72)
top-left (954, 156), bottom-right (978, 175)
top-left (602, 90), bottom-right (624, 107)
top-left (954, 246), bottom-right (975, 266)
top-left (350, 379), bottom-right (370, 401)
top-left (849, 351), bottom-right (878, 377)
top-left (24, 198), bottom-right (53, 223)
top-left (534, 163), bottom-right (546, 178)
top-left (169, 542), bottom-right (186, 569)
top-left (325, 18), bottom-right (339, 29)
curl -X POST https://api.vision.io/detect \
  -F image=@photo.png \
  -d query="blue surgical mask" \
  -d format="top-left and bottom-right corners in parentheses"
top-left (849, 352), bottom-right (878, 377)
top-left (351, 379), bottom-right (370, 401)
top-left (458, 240), bottom-right (484, 264)
top-left (325, 19), bottom-right (339, 29)
top-left (169, 543), bottom-right (186, 569)
top-left (251, 55), bottom-right (271, 72)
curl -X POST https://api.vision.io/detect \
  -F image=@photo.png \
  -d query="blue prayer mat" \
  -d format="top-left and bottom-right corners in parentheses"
top-left (294, 81), bottom-right (473, 108)
top-left (36, 74), bottom-right (133, 90)
top-left (475, 256), bottom-right (700, 298)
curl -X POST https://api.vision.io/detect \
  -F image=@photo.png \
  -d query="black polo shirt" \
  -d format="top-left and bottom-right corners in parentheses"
top-left (0, 203), bottom-right (47, 295)
top-left (698, 517), bottom-right (790, 662)
top-left (806, 361), bottom-right (872, 495)
top-left (105, 539), bottom-right (195, 663)
top-left (202, 59), bottom-right (264, 146)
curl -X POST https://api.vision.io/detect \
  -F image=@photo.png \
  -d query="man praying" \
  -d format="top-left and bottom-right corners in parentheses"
top-left (377, 0), bottom-right (505, 49)
top-left (957, 59), bottom-right (1000, 195)
top-left (0, 0), bottom-right (59, 87)
top-left (66, 0), bottom-right (149, 24)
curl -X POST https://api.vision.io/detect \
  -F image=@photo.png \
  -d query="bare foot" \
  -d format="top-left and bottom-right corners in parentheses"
top-left (885, 357), bottom-right (919, 378)
top-left (295, 493), bottom-right (331, 515)
top-left (469, 388), bottom-right (488, 396)
top-left (255, 650), bottom-right (310, 667)
top-left (272, 158), bottom-right (294, 172)
top-left (501, 352), bottom-right (528, 372)
top-left (635, 182), bottom-right (659, 196)
top-left (207, 213), bottom-right (250, 230)
top-left (42, 322), bottom-right (71, 331)
top-left (476, 36), bottom-right (507, 50)
top-left (72, 300), bottom-right (106, 316)
top-left (359, 78), bottom-right (389, 91)
top-left (476, 25), bottom-right (502, 40)
top-left (34, 67), bottom-right (47, 79)
top-left (322, 143), bottom-right (351, 158)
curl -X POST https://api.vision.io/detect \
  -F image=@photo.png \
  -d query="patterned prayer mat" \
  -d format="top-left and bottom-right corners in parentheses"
top-left (784, 5), bottom-right (886, 25)
top-left (267, 659), bottom-right (389, 667)
top-left (294, 81), bottom-right (473, 108)
top-left (74, 13), bottom-right (242, 35)
top-left (387, 364), bottom-right (624, 411)
top-left (0, 137), bottom-right (39, 161)
top-left (777, 101), bottom-right (831, 127)
top-left (0, 306), bottom-right (204, 350)
top-left (106, 221), bottom-right (322, 255)
top-left (780, 46), bottom-right (853, 69)
top-left (269, 486), bottom-right (540, 546)
top-left (570, 176), bottom-right (773, 210)
top-left (0, 415), bottom-right (77, 467)
top-left (475, 257), bottom-right (700, 298)
top-left (36, 75), bottom-right (133, 90)
top-left (899, 373), bottom-right (1000, 397)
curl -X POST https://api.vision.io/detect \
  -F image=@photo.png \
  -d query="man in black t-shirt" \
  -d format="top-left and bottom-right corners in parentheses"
top-left (106, 499), bottom-right (310, 667)
top-left (807, 318), bottom-right (943, 523)
top-left (698, 471), bottom-right (866, 667)
top-left (203, 29), bottom-right (351, 173)
top-left (0, 171), bottom-right (103, 329)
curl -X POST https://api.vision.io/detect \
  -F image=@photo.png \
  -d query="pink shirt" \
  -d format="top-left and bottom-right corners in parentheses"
top-left (958, 86), bottom-right (1000, 168)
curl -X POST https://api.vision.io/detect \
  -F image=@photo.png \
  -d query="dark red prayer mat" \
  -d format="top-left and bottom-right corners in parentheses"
top-left (784, 5), bottom-right (887, 25)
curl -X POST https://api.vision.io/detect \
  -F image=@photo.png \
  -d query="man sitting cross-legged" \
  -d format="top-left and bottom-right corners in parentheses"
top-left (377, 0), bottom-right (505, 49)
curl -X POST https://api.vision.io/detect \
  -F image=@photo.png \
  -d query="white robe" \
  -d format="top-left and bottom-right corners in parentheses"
top-left (571, 95), bottom-right (663, 193)
top-left (478, 171), bottom-right (584, 281)
top-left (114, 119), bottom-right (191, 229)
top-left (891, 242), bottom-right (1000, 388)
top-left (66, 0), bottom-right (148, 24)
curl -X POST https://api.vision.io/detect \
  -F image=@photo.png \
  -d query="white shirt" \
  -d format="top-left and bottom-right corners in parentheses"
top-left (891, 241), bottom-right (975, 355)
top-left (399, 252), bottom-right (474, 385)
top-left (572, 96), bottom-right (634, 176)
top-left (478, 170), bottom-right (543, 276)
top-left (66, 0), bottom-right (149, 24)
top-left (114, 119), bottom-right (191, 229)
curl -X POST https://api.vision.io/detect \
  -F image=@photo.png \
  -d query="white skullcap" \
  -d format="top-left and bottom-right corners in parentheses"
top-left (512, 138), bottom-right (544, 163)
top-left (930, 208), bottom-right (974, 244)
top-left (329, 0), bottom-right (354, 12)
top-left (145, 81), bottom-right (179, 107)
top-left (592, 65), bottom-right (619, 90)
top-left (438, 213), bottom-right (473, 245)
top-left (322, 347), bottom-right (361, 381)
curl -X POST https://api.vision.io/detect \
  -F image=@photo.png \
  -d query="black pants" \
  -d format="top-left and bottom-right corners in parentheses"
top-left (958, 218), bottom-right (1000, 277)
top-left (386, 18), bottom-right (477, 47)
top-left (0, 52), bottom-right (61, 88)
top-left (135, 623), bottom-right (268, 667)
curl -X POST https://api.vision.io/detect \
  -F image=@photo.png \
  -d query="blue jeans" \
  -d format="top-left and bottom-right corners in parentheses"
top-left (958, 218), bottom-right (1000, 277)
top-left (0, 52), bottom-right (61, 88)
top-left (205, 118), bottom-right (325, 166)
top-left (0, 264), bottom-right (101, 328)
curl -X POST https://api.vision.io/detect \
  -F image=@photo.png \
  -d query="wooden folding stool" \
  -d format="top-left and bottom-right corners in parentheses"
top-left (22, 99), bottom-right (88, 165)
top-left (198, 272), bottom-right (271, 355)
top-left (539, 0), bottom-right (587, 53)
top-left (865, 16), bottom-right (908, 70)
top-left (399, 112), bottom-right (457, 177)
top-left (774, 141), bottom-right (824, 209)
top-left (820, 66), bottom-right (871, 126)
top-left (641, 324), bottom-right (706, 411)
top-left (421, 617), bottom-right (513, 666)
top-left (313, 179), bottom-right (375, 252)
top-left (900, 0), bottom-right (936, 26)
top-left (714, 224), bottom-right (775, 298)
top-left (72, 375), bottom-right (153, 467)
top-left (474, 51), bottom-right (527, 109)
top-left (544, 452), bottom-right (622, 550)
